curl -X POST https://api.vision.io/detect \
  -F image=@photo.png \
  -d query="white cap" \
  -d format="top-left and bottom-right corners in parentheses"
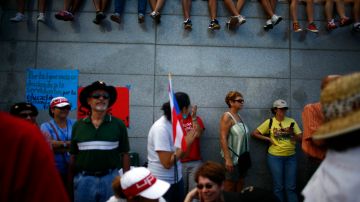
top-left (273, 99), bottom-right (288, 108)
top-left (120, 167), bottom-right (170, 199)
top-left (50, 96), bottom-right (71, 108)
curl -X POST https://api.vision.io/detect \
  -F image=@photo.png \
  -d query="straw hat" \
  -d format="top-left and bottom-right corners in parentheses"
top-left (313, 72), bottom-right (360, 140)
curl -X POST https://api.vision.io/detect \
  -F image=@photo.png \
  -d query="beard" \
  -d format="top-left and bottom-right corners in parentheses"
top-left (93, 103), bottom-right (108, 112)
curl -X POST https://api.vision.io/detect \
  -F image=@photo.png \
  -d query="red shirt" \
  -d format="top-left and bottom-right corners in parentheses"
top-left (0, 112), bottom-right (70, 202)
top-left (181, 115), bottom-right (205, 163)
top-left (301, 103), bottom-right (326, 160)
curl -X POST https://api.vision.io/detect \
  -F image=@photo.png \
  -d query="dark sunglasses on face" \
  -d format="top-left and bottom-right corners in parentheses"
top-left (233, 99), bottom-right (244, 104)
top-left (197, 183), bottom-right (213, 190)
top-left (18, 112), bottom-right (36, 118)
top-left (91, 93), bottom-right (110, 99)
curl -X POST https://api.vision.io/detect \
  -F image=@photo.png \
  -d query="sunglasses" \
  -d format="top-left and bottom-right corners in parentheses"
top-left (91, 93), bottom-right (110, 99)
top-left (196, 183), bottom-right (213, 190)
top-left (233, 99), bottom-right (244, 104)
top-left (18, 112), bottom-right (36, 118)
top-left (55, 106), bottom-right (71, 110)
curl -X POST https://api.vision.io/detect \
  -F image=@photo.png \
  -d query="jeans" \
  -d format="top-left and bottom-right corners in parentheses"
top-left (74, 169), bottom-right (118, 202)
top-left (163, 178), bottom-right (185, 202)
top-left (182, 160), bottom-right (201, 193)
top-left (114, 0), bottom-right (147, 15)
top-left (138, 0), bottom-right (147, 15)
top-left (267, 154), bottom-right (298, 202)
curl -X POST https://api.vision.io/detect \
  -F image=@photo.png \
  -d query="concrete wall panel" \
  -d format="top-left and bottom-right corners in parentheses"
top-left (37, 42), bottom-right (155, 75)
top-left (156, 46), bottom-right (290, 77)
top-left (0, 42), bottom-right (36, 71)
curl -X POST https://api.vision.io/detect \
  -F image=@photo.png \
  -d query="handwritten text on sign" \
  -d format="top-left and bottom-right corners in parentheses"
top-left (26, 69), bottom-right (79, 110)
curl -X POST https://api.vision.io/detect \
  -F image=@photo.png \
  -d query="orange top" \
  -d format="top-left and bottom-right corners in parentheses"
top-left (301, 102), bottom-right (326, 160)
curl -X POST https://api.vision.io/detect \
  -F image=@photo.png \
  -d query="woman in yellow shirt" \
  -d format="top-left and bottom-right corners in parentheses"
top-left (252, 99), bottom-right (302, 202)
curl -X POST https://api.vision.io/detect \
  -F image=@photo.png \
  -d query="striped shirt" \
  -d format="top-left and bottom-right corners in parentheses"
top-left (301, 102), bottom-right (326, 160)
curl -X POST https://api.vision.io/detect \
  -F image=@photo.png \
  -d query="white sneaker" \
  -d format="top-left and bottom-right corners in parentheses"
top-left (10, 12), bottom-right (26, 22)
top-left (271, 14), bottom-right (282, 25)
top-left (37, 13), bottom-right (46, 22)
top-left (237, 15), bottom-right (246, 25)
top-left (264, 19), bottom-right (273, 31)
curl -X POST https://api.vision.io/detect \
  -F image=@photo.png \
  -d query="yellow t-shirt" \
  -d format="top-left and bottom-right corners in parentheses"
top-left (257, 117), bottom-right (302, 156)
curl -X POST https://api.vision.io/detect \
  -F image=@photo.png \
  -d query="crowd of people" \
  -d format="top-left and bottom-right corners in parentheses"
top-left (2, 72), bottom-right (360, 202)
top-left (6, 0), bottom-right (360, 32)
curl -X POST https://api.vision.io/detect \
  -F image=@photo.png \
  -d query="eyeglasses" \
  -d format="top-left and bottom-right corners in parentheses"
top-left (18, 112), bottom-right (36, 118)
top-left (55, 106), bottom-right (71, 111)
top-left (91, 93), bottom-right (110, 99)
top-left (233, 99), bottom-right (244, 104)
top-left (196, 183), bottom-right (213, 190)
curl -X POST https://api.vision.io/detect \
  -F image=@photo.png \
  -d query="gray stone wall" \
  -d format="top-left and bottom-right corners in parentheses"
top-left (1, 0), bottom-right (360, 195)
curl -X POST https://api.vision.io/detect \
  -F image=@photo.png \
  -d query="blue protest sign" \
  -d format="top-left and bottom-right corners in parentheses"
top-left (26, 69), bottom-right (79, 110)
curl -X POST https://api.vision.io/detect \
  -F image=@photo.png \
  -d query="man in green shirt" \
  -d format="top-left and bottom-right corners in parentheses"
top-left (69, 81), bottom-right (130, 202)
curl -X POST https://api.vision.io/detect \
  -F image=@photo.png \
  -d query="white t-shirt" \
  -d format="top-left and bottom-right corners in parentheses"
top-left (302, 146), bottom-right (360, 202)
top-left (147, 116), bottom-right (182, 184)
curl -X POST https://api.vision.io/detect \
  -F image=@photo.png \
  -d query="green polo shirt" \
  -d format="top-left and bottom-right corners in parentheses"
top-left (70, 114), bottom-right (130, 172)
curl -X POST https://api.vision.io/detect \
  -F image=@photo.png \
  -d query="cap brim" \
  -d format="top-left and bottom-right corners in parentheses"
top-left (139, 179), bottom-right (170, 199)
top-left (55, 103), bottom-right (71, 108)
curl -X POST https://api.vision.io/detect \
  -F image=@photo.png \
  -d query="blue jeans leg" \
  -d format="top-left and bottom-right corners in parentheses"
top-left (114, 0), bottom-right (126, 15)
top-left (74, 170), bottom-right (118, 202)
top-left (267, 154), bottom-right (285, 202)
top-left (138, 0), bottom-right (147, 15)
top-left (285, 155), bottom-right (298, 202)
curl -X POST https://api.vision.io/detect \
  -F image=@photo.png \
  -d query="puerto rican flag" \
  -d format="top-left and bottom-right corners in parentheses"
top-left (168, 74), bottom-right (187, 152)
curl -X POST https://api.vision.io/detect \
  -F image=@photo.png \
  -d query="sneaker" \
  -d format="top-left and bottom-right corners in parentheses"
top-left (184, 19), bottom-right (192, 30)
top-left (237, 15), bottom-right (246, 25)
top-left (226, 16), bottom-right (239, 30)
top-left (110, 13), bottom-right (121, 24)
top-left (293, 22), bottom-right (302, 32)
top-left (271, 14), bottom-right (282, 25)
top-left (150, 11), bottom-right (161, 24)
top-left (306, 22), bottom-right (318, 33)
top-left (339, 17), bottom-right (352, 27)
top-left (352, 23), bottom-right (360, 32)
top-left (138, 13), bottom-right (145, 23)
top-left (326, 21), bottom-right (337, 31)
top-left (55, 10), bottom-right (74, 21)
top-left (10, 12), bottom-right (25, 22)
top-left (208, 19), bottom-right (220, 30)
top-left (263, 19), bottom-right (273, 31)
top-left (93, 11), bottom-right (106, 24)
top-left (226, 15), bottom-right (246, 30)
top-left (37, 13), bottom-right (46, 23)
